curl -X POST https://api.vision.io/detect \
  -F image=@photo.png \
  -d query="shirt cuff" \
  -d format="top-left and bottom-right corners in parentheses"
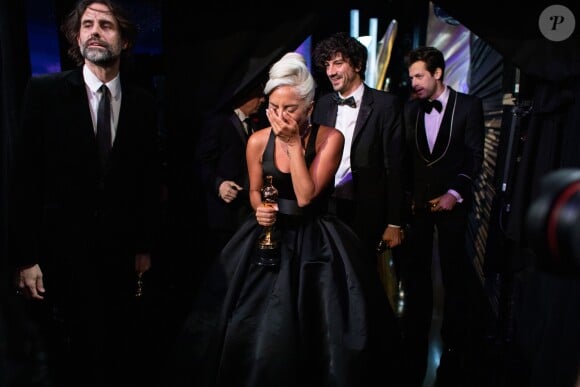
top-left (447, 189), bottom-right (463, 203)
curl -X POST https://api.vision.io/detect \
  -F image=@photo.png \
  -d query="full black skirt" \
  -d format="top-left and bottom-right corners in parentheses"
top-left (169, 214), bottom-right (402, 387)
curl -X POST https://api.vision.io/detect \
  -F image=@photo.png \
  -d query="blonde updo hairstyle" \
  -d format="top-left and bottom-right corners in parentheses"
top-left (263, 52), bottom-right (316, 104)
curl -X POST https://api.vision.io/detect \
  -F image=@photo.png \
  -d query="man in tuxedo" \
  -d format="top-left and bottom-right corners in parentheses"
top-left (400, 46), bottom-right (488, 387)
top-left (9, 1), bottom-right (161, 386)
top-left (311, 32), bottom-right (405, 264)
top-left (196, 84), bottom-right (265, 275)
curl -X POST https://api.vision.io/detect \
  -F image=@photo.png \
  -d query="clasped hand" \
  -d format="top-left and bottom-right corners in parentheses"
top-left (219, 180), bottom-right (243, 203)
top-left (16, 264), bottom-right (45, 300)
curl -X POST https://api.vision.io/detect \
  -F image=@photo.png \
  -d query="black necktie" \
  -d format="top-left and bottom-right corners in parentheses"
top-left (243, 117), bottom-right (254, 136)
top-left (422, 99), bottom-right (443, 113)
top-left (97, 84), bottom-right (111, 171)
top-left (333, 94), bottom-right (356, 108)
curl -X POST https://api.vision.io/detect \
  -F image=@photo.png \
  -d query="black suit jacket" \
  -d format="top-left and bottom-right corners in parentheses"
top-left (403, 87), bottom-right (485, 209)
top-left (9, 68), bottom-right (161, 292)
top-left (196, 110), bottom-right (253, 231)
top-left (312, 84), bottom-right (405, 241)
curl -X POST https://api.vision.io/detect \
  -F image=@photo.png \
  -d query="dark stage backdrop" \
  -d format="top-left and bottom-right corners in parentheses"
top-left (434, 2), bottom-right (580, 385)
top-left (0, 0), bottom-right (31, 279)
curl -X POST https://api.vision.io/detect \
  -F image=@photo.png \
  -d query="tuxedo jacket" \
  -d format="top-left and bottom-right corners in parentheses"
top-left (403, 86), bottom-right (485, 210)
top-left (196, 110), bottom-right (253, 231)
top-left (312, 84), bottom-right (405, 239)
top-left (9, 68), bottom-right (161, 289)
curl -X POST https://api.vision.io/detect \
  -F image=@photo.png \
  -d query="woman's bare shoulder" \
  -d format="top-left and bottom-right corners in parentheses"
top-left (248, 127), bottom-right (271, 148)
top-left (317, 125), bottom-right (344, 143)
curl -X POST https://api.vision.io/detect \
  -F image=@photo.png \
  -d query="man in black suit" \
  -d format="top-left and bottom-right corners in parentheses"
top-left (400, 46), bottom-right (488, 387)
top-left (196, 84), bottom-right (265, 274)
top-left (9, 1), bottom-right (161, 386)
top-left (311, 32), bottom-right (405, 264)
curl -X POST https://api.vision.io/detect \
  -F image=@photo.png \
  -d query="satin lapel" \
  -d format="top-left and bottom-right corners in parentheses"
top-left (326, 97), bottom-right (339, 127)
top-left (430, 88), bottom-right (457, 160)
top-left (352, 86), bottom-right (372, 144)
top-left (63, 70), bottom-right (97, 149)
top-left (115, 85), bottom-right (148, 153)
top-left (415, 110), bottom-right (431, 159)
top-left (230, 114), bottom-right (248, 143)
top-left (114, 84), bottom-right (142, 170)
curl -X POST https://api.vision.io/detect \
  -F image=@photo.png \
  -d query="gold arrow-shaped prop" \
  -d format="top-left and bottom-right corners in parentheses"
top-left (376, 19), bottom-right (398, 91)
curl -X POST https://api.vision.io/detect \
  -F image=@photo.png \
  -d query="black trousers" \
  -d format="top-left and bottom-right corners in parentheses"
top-left (397, 205), bottom-right (490, 386)
top-left (327, 196), bottom-right (379, 268)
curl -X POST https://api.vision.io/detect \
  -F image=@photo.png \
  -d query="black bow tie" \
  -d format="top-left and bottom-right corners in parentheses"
top-left (333, 94), bottom-right (356, 108)
top-left (422, 99), bottom-right (443, 113)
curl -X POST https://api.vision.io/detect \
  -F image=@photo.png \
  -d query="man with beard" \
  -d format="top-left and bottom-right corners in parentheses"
top-left (9, 1), bottom-right (162, 386)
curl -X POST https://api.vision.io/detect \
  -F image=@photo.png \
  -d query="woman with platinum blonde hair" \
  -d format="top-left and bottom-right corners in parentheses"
top-left (170, 52), bottom-right (402, 387)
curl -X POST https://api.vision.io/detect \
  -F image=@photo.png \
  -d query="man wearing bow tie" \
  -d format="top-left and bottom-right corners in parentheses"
top-left (400, 46), bottom-right (488, 387)
top-left (311, 32), bottom-right (405, 268)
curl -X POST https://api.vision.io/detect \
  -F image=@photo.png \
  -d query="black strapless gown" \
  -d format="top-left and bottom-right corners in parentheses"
top-left (169, 125), bottom-right (402, 387)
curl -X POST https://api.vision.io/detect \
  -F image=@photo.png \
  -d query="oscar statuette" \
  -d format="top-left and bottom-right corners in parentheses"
top-left (255, 175), bottom-right (280, 268)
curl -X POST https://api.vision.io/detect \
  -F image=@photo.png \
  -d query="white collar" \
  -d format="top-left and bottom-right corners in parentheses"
top-left (234, 108), bottom-right (248, 122)
top-left (83, 65), bottom-right (121, 99)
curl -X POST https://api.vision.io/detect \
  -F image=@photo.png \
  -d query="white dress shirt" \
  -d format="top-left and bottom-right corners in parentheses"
top-left (424, 86), bottom-right (449, 153)
top-left (333, 83), bottom-right (364, 199)
top-left (84, 65), bottom-right (121, 145)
